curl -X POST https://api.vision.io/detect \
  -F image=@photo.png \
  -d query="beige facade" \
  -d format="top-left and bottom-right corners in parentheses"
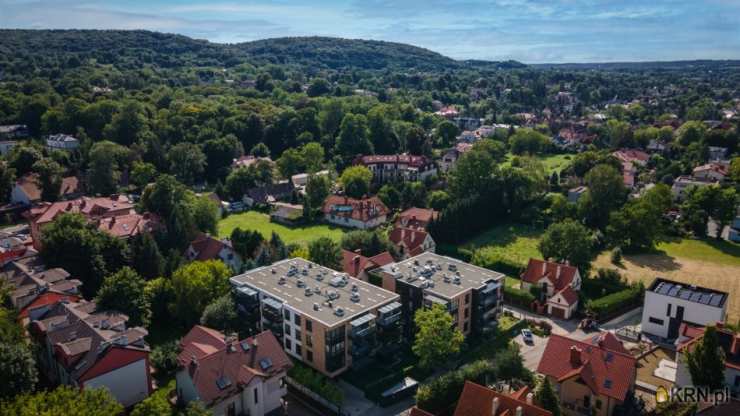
top-left (550, 376), bottom-right (619, 416)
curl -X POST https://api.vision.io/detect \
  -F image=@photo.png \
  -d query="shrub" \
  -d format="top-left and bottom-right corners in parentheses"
top-left (504, 285), bottom-right (535, 308)
top-left (611, 247), bottom-right (622, 264)
top-left (416, 360), bottom-right (495, 414)
top-left (288, 362), bottom-right (343, 405)
top-left (586, 283), bottom-right (645, 320)
top-left (150, 341), bottom-right (180, 379)
top-left (471, 248), bottom-right (524, 276)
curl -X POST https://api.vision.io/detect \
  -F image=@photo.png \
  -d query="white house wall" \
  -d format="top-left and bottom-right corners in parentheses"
top-left (82, 358), bottom-right (149, 407)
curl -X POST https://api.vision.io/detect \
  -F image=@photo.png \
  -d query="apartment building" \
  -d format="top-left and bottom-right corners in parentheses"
top-left (354, 154), bottom-right (437, 183)
top-left (376, 252), bottom-right (504, 339)
top-left (230, 258), bottom-right (402, 377)
top-left (641, 278), bottom-right (728, 340)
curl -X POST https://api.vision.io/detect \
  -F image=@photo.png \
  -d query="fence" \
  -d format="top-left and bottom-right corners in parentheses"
top-left (286, 376), bottom-right (349, 416)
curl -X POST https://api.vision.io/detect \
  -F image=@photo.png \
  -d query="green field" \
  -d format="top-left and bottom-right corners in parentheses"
top-left (217, 211), bottom-right (346, 246)
top-left (502, 152), bottom-right (573, 174)
top-left (463, 222), bottom-right (543, 266)
top-left (656, 238), bottom-right (740, 267)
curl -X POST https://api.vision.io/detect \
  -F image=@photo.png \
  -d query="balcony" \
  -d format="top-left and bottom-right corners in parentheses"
top-left (350, 314), bottom-right (377, 339)
top-left (377, 302), bottom-right (402, 327)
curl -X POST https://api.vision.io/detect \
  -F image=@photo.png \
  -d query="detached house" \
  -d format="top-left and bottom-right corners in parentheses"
top-left (176, 326), bottom-right (292, 416)
top-left (354, 154), bottom-right (437, 183)
top-left (322, 195), bottom-right (389, 229)
top-left (11, 174), bottom-right (81, 205)
top-left (674, 322), bottom-right (740, 395)
top-left (341, 249), bottom-right (394, 281)
top-left (389, 227), bottom-right (435, 259)
top-left (396, 207), bottom-right (438, 230)
top-left (29, 300), bottom-right (152, 407)
top-left (692, 163), bottom-right (728, 182)
top-left (520, 259), bottom-right (581, 319)
top-left (452, 381), bottom-right (552, 416)
top-left (538, 334), bottom-right (637, 416)
top-left (186, 233), bottom-right (243, 272)
top-left (46, 134), bottom-right (80, 151)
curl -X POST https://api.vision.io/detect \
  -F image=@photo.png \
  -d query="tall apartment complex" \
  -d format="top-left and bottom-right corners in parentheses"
top-left (376, 252), bottom-right (504, 339)
top-left (230, 258), bottom-right (402, 377)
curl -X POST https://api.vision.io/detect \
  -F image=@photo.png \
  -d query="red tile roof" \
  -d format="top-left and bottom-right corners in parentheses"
top-left (583, 332), bottom-right (629, 355)
top-left (396, 207), bottom-right (438, 229)
top-left (409, 408), bottom-right (435, 416)
top-left (453, 381), bottom-right (552, 416)
top-left (97, 213), bottom-right (159, 239)
top-left (16, 174), bottom-right (80, 202)
top-left (341, 249), bottom-right (394, 278)
top-left (355, 154), bottom-right (433, 169)
top-left (30, 195), bottom-right (135, 225)
top-left (178, 326), bottom-right (292, 406)
top-left (557, 286), bottom-right (579, 306)
top-left (187, 234), bottom-right (230, 262)
top-left (520, 259), bottom-right (578, 292)
top-left (537, 334), bottom-right (636, 402)
top-left (389, 227), bottom-right (430, 256)
top-left (613, 149), bottom-right (649, 164)
top-left (322, 195), bottom-right (389, 223)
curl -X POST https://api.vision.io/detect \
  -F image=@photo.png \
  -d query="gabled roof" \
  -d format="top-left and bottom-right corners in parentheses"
top-left (554, 286), bottom-right (579, 306)
top-left (245, 182), bottom-right (294, 204)
top-left (30, 195), bottom-right (135, 225)
top-left (584, 332), bottom-right (630, 355)
top-left (676, 323), bottom-right (740, 371)
top-left (453, 381), bottom-right (552, 416)
top-left (97, 213), bottom-right (159, 239)
top-left (341, 249), bottom-right (394, 278)
top-left (15, 174), bottom-right (80, 202)
top-left (355, 154), bottom-right (433, 168)
top-left (178, 326), bottom-right (292, 405)
top-left (389, 227), bottom-right (431, 256)
top-left (322, 195), bottom-right (389, 223)
top-left (187, 234), bottom-right (231, 262)
top-left (520, 259), bottom-right (578, 292)
top-left (537, 334), bottom-right (636, 402)
top-left (612, 148), bottom-right (649, 164)
top-left (396, 207), bottom-right (438, 229)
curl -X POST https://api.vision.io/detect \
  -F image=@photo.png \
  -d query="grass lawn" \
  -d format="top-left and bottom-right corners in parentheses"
top-left (502, 152), bottom-right (573, 174)
top-left (461, 222), bottom-right (543, 269)
top-left (656, 238), bottom-right (740, 267)
top-left (217, 211), bottom-right (346, 246)
top-left (505, 276), bottom-right (522, 288)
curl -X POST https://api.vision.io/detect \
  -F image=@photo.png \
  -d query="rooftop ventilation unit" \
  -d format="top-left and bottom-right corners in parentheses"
top-left (334, 307), bottom-right (345, 317)
top-left (297, 279), bottom-right (306, 288)
top-left (453, 276), bottom-right (461, 285)
top-left (316, 274), bottom-right (324, 281)
top-left (302, 268), bottom-right (308, 276)
top-left (278, 277), bottom-right (286, 285)
top-left (443, 274), bottom-right (451, 283)
top-left (327, 290), bottom-right (340, 300)
top-left (308, 263), bottom-right (313, 269)
top-left (350, 293), bottom-right (360, 302)
top-left (313, 286), bottom-right (321, 294)
top-left (352, 284), bottom-right (358, 292)
top-left (313, 303), bottom-right (320, 311)
top-left (271, 268), bottom-right (276, 274)
top-left (304, 288), bottom-right (313, 297)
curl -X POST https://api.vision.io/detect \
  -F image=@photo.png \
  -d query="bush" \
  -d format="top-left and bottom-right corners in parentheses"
top-left (150, 341), bottom-right (180, 379)
top-left (416, 360), bottom-right (495, 414)
top-left (288, 362), bottom-right (343, 406)
top-left (471, 248), bottom-right (524, 276)
top-left (504, 285), bottom-right (535, 308)
top-left (586, 284), bottom-right (645, 320)
top-left (611, 247), bottom-right (622, 264)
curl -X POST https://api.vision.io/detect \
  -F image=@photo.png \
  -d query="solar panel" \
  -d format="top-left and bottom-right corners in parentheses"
top-left (240, 340), bottom-right (251, 352)
top-left (709, 294), bottom-right (724, 307)
top-left (699, 293), bottom-right (712, 304)
top-left (690, 292), bottom-right (702, 302)
top-left (655, 282), bottom-right (671, 295)
top-left (679, 290), bottom-right (691, 300)
top-left (259, 357), bottom-right (273, 370)
top-left (668, 285), bottom-right (680, 297)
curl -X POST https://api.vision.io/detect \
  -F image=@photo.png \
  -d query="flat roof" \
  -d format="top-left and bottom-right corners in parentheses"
top-left (648, 278), bottom-right (727, 308)
top-left (379, 252), bottom-right (504, 299)
top-left (230, 258), bottom-right (399, 327)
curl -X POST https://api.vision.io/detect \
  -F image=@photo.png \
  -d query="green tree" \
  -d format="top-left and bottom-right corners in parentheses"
top-left (509, 128), bottom-right (550, 154)
top-left (534, 377), bottom-right (561, 416)
top-left (335, 113), bottom-right (372, 160)
top-left (200, 294), bottom-right (238, 333)
top-left (448, 148), bottom-right (497, 198)
top-left (339, 165), bottom-right (372, 199)
top-left (427, 190), bottom-right (451, 211)
top-left (8, 143), bottom-right (43, 176)
top-left (341, 230), bottom-right (391, 257)
top-left (191, 195), bottom-right (220, 235)
top-left (130, 232), bottom-right (165, 279)
top-left (435, 120), bottom-right (459, 147)
top-left (0, 386), bottom-right (123, 416)
top-left (141, 174), bottom-right (184, 218)
top-left (307, 78), bottom-right (331, 97)
top-left (130, 161), bottom-right (158, 189)
top-left (412, 304), bottom-right (464, 369)
top-left (675, 121), bottom-right (706, 146)
top-left (32, 158), bottom-right (63, 202)
top-left (684, 326), bottom-right (725, 389)
top-left (377, 184), bottom-right (401, 209)
top-left (538, 219), bottom-right (593, 271)
top-left (301, 142), bottom-right (325, 173)
top-left (0, 342), bottom-right (38, 399)
top-left (130, 389), bottom-right (173, 416)
top-left (607, 184), bottom-right (672, 250)
top-left (605, 119), bottom-right (633, 148)
top-left (96, 267), bottom-right (150, 327)
top-left (230, 228), bottom-right (265, 259)
top-left (169, 260), bottom-right (231, 327)
top-left (308, 237), bottom-right (342, 270)
top-left (729, 157), bottom-right (740, 183)
top-left (203, 135), bottom-right (243, 181)
top-left (103, 100), bottom-right (149, 146)
top-left (305, 173), bottom-right (331, 218)
top-left (0, 161), bottom-right (15, 204)
top-left (579, 164), bottom-right (627, 229)
top-left (88, 140), bottom-right (130, 195)
top-left (276, 147), bottom-right (304, 178)
top-left (168, 142), bottom-right (206, 185)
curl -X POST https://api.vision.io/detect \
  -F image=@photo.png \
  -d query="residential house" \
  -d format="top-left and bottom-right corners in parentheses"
top-left (322, 195), bottom-right (389, 229)
top-left (641, 278), bottom-right (727, 340)
top-left (0, 255), bottom-right (81, 326)
top-left (671, 175), bottom-right (716, 200)
top-left (440, 143), bottom-right (473, 173)
top-left (520, 259), bottom-right (581, 320)
top-left (0, 226), bottom-right (34, 265)
top-left (674, 322), bottom-right (740, 395)
top-left (354, 154), bottom-right (437, 183)
top-left (452, 381), bottom-right (552, 416)
top-left (456, 130), bottom-right (478, 143)
top-left (612, 149), bottom-right (650, 167)
top-left (341, 249), bottom-right (394, 281)
top-left (708, 146), bottom-right (728, 161)
top-left (11, 174), bottom-right (81, 206)
top-left (243, 182), bottom-right (294, 208)
top-left (435, 106), bottom-right (459, 119)
top-left (647, 139), bottom-right (668, 153)
top-left (176, 326), bottom-right (292, 416)
top-left (537, 334), bottom-right (637, 416)
top-left (454, 117), bottom-right (483, 131)
top-left (232, 155), bottom-right (273, 169)
top-left (230, 258), bottom-right (401, 376)
top-left (568, 186), bottom-right (588, 203)
top-left (0, 124), bottom-right (29, 140)
top-left (186, 233), bottom-right (243, 273)
top-left (26, 195), bottom-right (157, 250)
top-left (692, 163), bottom-right (728, 182)
top-left (583, 332), bottom-right (630, 356)
top-left (389, 227), bottom-right (436, 259)
top-left (46, 134), bottom-right (80, 151)
top-left (395, 207), bottom-right (438, 230)
top-left (291, 170), bottom-right (330, 191)
top-left (270, 202), bottom-right (304, 225)
top-left (378, 252), bottom-right (504, 340)
top-left (29, 300), bottom-right (152, 407)
top-left (0, 140), bottom-right (17, 155)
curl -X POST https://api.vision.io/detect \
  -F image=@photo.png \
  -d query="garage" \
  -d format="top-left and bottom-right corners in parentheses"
top-left (550, 306), bottom-right (566, 319)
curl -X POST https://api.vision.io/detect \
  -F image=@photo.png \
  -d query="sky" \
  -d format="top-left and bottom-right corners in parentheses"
top-left (1, 0), bottom-right (740, 63)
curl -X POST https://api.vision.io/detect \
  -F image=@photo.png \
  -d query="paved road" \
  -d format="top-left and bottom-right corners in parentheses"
top-left (513, 331), bottom-right (547, 371)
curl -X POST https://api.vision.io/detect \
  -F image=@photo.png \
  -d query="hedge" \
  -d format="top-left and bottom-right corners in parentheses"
top-left (416, 360), bottom-right (495, 414)
top-left (470, 248), bottom-right (525, 277)
top-left (436, 244), bottom-right (473, 262)
top-left (288, 362), bottom-right (343, 405)
top-left (586, 284), bottom-right (644, 320)
top-left (504, 285), bottom-right (535, 308)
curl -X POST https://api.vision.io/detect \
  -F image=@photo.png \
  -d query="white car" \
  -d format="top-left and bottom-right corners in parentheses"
top-left (521, 328), bottom-right (534, 344)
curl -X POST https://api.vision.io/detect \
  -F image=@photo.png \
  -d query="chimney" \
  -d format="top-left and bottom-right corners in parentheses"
top-left (541, 261), bottom-right (547, 275)
top-left (491, 397), bottom-right (500, 416)
top-left (556, 265), bottom-right (561, 280)
top-left (570, 346), bottom-right (582, 366)
top-left (516, 406), bottom-right (523, 416)
top-left (354, 248), bottom-right (362, 255)
top-left (401, 228), bottom-right (406, 240)
top-left (189, 355), bottom-right (198, 371)
top-left (526, 392), bottom-right (534, 405)
top-left (353, 255), bottom-right (360, 265)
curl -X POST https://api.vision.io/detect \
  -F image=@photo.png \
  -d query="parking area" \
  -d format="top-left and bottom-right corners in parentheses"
top-left (514, 330), bottom-right (548, 371)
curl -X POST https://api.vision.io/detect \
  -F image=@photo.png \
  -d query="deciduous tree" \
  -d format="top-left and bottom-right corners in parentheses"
top-left (412, 304), bottom-right (464, 369)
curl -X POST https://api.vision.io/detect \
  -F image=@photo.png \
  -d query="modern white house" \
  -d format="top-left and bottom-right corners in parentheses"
top-left (641, 278), bottom-right (728, 340)
top-left (176, 326), bottom-right (291, 416)
top-left (46, 134), bottom-right (80, 151)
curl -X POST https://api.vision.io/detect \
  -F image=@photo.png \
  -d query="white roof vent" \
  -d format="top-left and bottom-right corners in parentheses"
top-left (334, 307), bottom-right (345, 317)
top-left (350, 293), bottom-right (360, 302)
top-left (313, 303), bottom-right (320, 311)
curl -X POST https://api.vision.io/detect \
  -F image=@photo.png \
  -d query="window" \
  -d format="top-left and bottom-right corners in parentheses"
top-left (305, 319), bottom-right (312, 332)
top-left (285, 339), bottom-right (292, 350)
top-left (596, 400), bottom-right (602, 410)
top-left (464, 308), bottom-right (469, 318)
top-left (667, 303), bottom-right (672, 316)
top-left (294, 314), bottom-right (301, 326)
top-left (283, 309), bottom-right (290, 319)
top-left (295, 329), bottom-right (302, 343)
top-left (306, 335), bottom-right (312, 347)
top-left (307, 350), bottom-right (313, 362)
top-left (253, 387), bottom-right (259, 404)
top-left (465, 293), bottom-right (470, 304)
top-left (280, 377), bottom-right (286, 388)
top-left (284, 324), bottom-right (291, 336)
top-left (649, 317), bottom-right (665, 325)
top-left (463, 322), bottom-right (469, 332)
top-left (296, 344), bottom-right (302, 356)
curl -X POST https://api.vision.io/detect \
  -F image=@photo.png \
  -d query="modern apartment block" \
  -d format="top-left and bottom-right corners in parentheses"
top-left (376, 252), bottom-right (504, 339)
top-left (641, 278), bottom-right (728, 340)
top-left (230, 258), bottom-right (402, 377)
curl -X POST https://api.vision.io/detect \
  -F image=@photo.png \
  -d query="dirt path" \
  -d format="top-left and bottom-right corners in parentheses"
top-left (593, 252), bottom-right (740, 322)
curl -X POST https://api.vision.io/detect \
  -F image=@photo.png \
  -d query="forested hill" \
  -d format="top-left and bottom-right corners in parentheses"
top-left (0, 29), bottom-right (516, 73)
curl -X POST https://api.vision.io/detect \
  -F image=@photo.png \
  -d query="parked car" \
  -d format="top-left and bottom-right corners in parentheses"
top-left (521, 328), bottom-right (534, 344)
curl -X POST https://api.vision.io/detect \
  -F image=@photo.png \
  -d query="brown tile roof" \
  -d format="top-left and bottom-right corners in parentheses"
top-left (341, 249), bottom-right (394, 278)
top-left (453, 381), bottom-right (552, 416)
top-left (16, 174), bottom-right (80, 202)
top-left (583, 332), bottom-right (630, 355)
top-left (322, 195), bottom-right (389, 223)
top-left (520, 259), bottom-right (578, 292)
top-left (676, 323), bottom-right (740, 371)
top-left (389, 227), bottom-right (429, 256)
top-left (97, 213), bottom-right (159, 239)
top-left (396, 207), bottom-right (438, 229)
top-left (30, 195), bottom-right (134, 225)
top-left (556, 286), bottom-right (579, 306)
top-left (613, 149), bottom-right (649, 164)
top-left (177, 326), bottom-right (292, 405)
top-left (187, 234), bottom-right (228, 262)
top-left (537, 334), bottom-right (636, 402)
